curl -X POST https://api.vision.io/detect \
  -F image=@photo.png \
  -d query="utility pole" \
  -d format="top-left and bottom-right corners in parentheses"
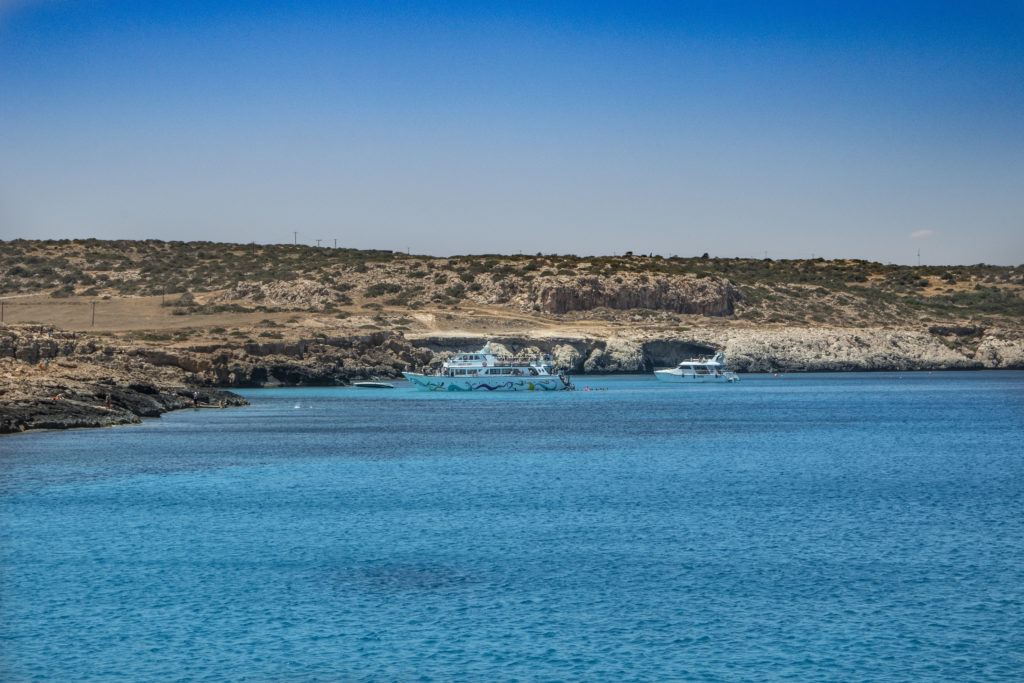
top-left (334, 239), bottom-right (337, 249)
top-left (91, 301), bottom-right (96, 327)
top-left (918, 249), bottom-right (921, 267)
top-left (293, 231), bottom-right (298, 245)
top-left (315, 239), bottom-right (321, 248)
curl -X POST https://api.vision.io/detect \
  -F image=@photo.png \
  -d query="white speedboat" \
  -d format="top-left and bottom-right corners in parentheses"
top-left (654, 352), bottom-right (739, 383)
top-left (353, 380), bottom-right (394, 389)
top-left (403, 342), bottom-right (573, 391)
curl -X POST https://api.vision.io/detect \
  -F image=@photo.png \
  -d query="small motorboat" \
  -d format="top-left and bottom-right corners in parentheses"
top-left (654, 352), bottom-right (739, 383)
top-left (353, 380), bottom-right (395, 389)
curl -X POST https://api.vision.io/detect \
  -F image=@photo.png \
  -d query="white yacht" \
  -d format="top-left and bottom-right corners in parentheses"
top-left (403, 342), bottom-right (573, 391)
top-left (654, 352), bottom-right (739, 383)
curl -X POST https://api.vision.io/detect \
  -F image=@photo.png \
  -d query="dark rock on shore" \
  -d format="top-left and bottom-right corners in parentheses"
top-left (1, 327), bottom-right (250, 434)
top-left (0, 381), bottom-right (248, 435)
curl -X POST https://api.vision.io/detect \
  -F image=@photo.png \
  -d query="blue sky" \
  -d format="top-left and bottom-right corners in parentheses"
top-left (1, 0), bottom-right (1022, 264)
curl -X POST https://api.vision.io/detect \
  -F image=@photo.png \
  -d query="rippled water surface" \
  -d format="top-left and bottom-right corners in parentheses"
top-left (2, 372), bottom-right (1023, 681)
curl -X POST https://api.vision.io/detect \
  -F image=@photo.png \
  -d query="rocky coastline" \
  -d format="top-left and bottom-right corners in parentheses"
top-left (3, 322), bottom-right (1022, 435)
top-left (1, 327), bottom-right (249, 434)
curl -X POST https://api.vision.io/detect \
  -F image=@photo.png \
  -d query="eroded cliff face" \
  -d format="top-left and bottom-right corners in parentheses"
top-left (4, 325), bottom-right (1023, 390)
top-left (681, 327), bottom-right (1024, 372)
top-left (0, 327), bottom-right (426, 390)
top-left (532, 274), bottom-right (741, 316)
top-left (408, 329), bottom-right (1024, 374)
top-left (4, 322), bottom-right (1024, 433)
top-left (3, 323), bottom-right (1023, 432)
top-left (134, 332), bottom-right (424, 387)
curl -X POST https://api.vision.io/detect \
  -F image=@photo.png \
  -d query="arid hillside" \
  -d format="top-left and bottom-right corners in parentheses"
top-left (2, 239), bottom-right (1021, 343)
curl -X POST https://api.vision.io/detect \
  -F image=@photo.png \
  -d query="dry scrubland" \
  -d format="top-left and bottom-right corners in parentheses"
top-left (2, 238), bottom-right (1022, 337)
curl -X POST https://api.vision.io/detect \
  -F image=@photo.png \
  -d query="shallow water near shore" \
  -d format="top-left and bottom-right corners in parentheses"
top-left (2, 372), bottom-right (1023, 681)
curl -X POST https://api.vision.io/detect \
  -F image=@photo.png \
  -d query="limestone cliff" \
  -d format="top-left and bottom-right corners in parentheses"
top-left (647, 327), bottom-right (1024, 372)
top-left (532, 274), bottom-right (741, 316)
top-left (583, 339), bottom-right (645, 373)
top-left (407, 329), bottom-right (1024, 374)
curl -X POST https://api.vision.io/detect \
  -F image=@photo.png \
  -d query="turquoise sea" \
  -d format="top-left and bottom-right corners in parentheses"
top-left (2, 372), bottom-right (1023, 681)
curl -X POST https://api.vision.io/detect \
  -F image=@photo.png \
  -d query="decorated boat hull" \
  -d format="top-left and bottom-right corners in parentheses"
top-left (403, 372), bottom-right (563, 392)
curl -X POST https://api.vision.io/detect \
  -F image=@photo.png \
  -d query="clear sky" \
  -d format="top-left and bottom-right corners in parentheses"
top-left (1, 0), bottom-right (1022, 265)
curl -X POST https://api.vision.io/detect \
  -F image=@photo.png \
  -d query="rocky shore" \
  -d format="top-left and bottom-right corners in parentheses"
top-left (409, 325), bottom-right (1024, 374)
top-left (3, 322), bottom-right (1022, 434)
top-left (1, 327), bottom-right (248, 434)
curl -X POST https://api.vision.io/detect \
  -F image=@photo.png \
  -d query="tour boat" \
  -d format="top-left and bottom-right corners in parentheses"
top-left (654, 352), bottom-right (739, 383)
top-left (403, 342), bottom-right (574, 391)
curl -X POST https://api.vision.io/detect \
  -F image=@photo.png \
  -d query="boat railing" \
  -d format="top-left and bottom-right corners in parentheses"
top-left (496, 359), bottom-right (550, 367)
top-left (447, 356), bottom-right (553, 368)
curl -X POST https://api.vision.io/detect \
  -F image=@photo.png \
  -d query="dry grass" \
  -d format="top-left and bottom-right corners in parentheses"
top-left (1, 292), bottom-right (660, 343)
